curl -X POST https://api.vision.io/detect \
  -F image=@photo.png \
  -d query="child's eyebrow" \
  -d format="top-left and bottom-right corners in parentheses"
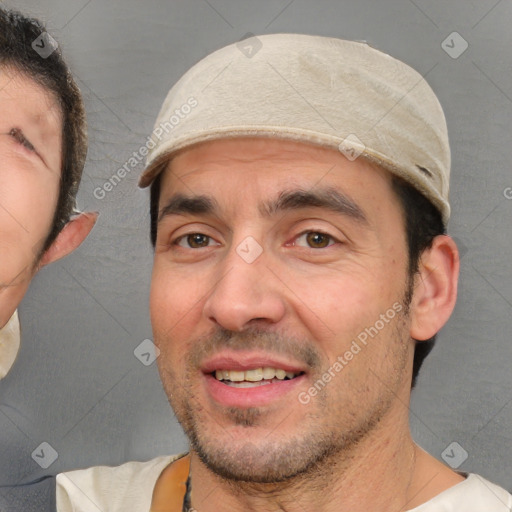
top-left (4, 126), bottom-right (51, 170)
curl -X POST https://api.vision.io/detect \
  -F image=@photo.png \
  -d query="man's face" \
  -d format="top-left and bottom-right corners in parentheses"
top-left (0, 67), bottom-right (62, 327)
top-left (151, 138), bottom-right (416, 482)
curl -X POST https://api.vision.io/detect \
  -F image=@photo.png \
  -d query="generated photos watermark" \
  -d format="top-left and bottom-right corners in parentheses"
top-left (32, 32), bottom-right (58, 59)
top-left (298, 301), bottom-right (403, 405)
top-left (93, 96), bottom-right (198, 200)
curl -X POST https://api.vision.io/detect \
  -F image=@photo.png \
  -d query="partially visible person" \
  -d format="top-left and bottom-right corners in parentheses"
top-left (0, 7), bottom-right (96, 379)
top-left (0, 7), bottom-right (96, 511)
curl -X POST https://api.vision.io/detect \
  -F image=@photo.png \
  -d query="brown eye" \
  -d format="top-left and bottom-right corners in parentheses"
top-left (294, 231), bottom-right (336, 249)
top-left (306, 232), bottom-right (331, 248)
top-left (181, 233), bottom-right (211, 248)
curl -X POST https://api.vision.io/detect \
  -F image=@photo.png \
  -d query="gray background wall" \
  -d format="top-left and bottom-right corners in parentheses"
top-left (1, 0), bottom-right (511, 501)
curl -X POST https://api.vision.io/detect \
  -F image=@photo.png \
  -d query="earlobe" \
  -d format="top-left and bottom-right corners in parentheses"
top-left (39, 212), bottom-right (98, 267)
top-left (409, 235), bottom-right (459, 341)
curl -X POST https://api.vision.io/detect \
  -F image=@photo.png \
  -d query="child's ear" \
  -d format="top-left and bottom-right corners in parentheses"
top-left (39, 212), bottom-right (98, 267)
top-left (410, 235), bottom-right (459, 341)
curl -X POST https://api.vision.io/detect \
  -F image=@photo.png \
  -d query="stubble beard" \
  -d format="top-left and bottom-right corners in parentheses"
top-left (158, 306), bottom-right (412, 487)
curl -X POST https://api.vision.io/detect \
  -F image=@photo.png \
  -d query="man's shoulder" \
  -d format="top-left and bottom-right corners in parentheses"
top-left (411, 473), bottom-right (512, 511)
top-left (56, 453), bottom-right (186, 512)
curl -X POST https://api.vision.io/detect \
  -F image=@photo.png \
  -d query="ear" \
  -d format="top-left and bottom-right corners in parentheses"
top-left (39, 212), bottom-right (98, 267)
top-left (410, 235), bottom-right (459, 341)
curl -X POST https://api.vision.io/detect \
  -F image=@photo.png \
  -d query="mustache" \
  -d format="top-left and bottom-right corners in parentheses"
top-left (187, 327), bottom-right (322, 370)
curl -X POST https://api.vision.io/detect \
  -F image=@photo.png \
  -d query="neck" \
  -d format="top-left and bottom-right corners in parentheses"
top-left (186, 392), bottom-right (464, 512)
top-left (186, 365), bottom-right (466, 512)
top-left (189, 406), bottom-right (423, 512)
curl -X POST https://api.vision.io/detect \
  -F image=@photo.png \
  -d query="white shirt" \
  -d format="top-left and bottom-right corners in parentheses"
top-left (409, 473), bottom-right (512, 511)
top-left (56, 456), bottom-right (512, 511)
top-left (0, 310), bottom-right (20, 379)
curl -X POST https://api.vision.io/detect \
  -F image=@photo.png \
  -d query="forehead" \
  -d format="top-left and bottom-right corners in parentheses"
top-left (0, 66), bottom-right (62, 138)
top-left (0, 66), bottom-right (63, 175)
top-left (160, 137), bottom-right (397, 207)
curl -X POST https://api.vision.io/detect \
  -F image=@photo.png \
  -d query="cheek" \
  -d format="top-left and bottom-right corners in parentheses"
top-left (149, 262), bottom-right (205, 355)
top-left (0, 176), bottom-right (58, 320)
top-left (287, 263), bottom-right (408, 364)
top-left (301, 280), bottom-right (382, 346)
top-left (288, 260), bottom-right (398, 326)
top-left (0, 170), bottom-right (59, 250)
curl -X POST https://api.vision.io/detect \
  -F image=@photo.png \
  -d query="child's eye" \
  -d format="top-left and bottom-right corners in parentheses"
top-left (9, 128), bottom-right (36, 152)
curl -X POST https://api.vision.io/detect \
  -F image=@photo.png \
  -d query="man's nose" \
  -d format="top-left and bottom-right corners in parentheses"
top-left (202, 238), bottom-right (286, 332)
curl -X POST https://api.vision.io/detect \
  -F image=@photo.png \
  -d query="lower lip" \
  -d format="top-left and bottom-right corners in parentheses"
top-left (203, 373), bottom-right (306, 408)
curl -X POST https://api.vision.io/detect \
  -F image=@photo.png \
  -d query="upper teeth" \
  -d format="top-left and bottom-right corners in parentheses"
top-left (215, 367), bottom-right (297, 382)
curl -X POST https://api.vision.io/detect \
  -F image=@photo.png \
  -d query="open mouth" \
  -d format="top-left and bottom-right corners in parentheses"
top-left (213, 367), bottom-right (305, 388)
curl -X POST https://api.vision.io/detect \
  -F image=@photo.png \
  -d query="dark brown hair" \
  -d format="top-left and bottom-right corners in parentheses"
top-left (0, 7), bottom-right (87, 255)
top-left (391, 176), bottom-right (446, 387)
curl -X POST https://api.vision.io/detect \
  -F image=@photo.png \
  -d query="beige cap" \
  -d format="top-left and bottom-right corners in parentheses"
top-left (140, 33), bottom-right (450, 222)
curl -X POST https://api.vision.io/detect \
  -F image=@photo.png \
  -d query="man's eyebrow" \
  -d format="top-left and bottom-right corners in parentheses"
top-left (158, 188), bottom-right (368, 225)
top-left (158, 194), bottom-right (219, 222)
top-left (260, 188), bottom-right (369, 224)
